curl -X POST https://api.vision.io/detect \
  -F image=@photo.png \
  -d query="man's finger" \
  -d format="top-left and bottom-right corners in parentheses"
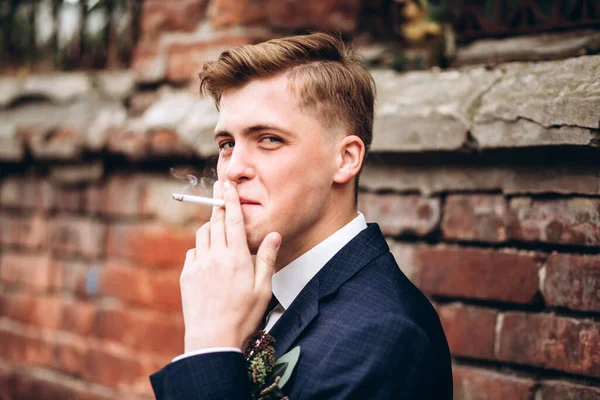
top-left (195, 222), bottom-right (209, 254)
top-left (254, 232), bottom-right (281, 289)
top-left (209, 181), bottom-right (226, 247)
top-left (223, 181), bottom-right (247, 250)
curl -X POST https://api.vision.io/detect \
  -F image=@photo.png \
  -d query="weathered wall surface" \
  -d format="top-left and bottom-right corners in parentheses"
top-left (1, 1), bottom-right (600, 399)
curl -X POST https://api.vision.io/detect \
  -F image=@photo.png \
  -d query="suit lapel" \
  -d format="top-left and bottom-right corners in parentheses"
top-left (269, 223), bottom-right (389, 358)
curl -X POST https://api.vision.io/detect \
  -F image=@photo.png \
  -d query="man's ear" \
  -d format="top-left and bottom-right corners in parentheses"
top-left (333, 135), bottom-right (365, 184)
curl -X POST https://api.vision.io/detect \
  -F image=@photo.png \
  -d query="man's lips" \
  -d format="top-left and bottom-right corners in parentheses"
top-left (239, 198), bottom-right (260, 205)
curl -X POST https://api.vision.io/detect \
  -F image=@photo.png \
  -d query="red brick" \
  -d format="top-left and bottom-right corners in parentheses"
top-left (0, 176), bottom-right (54, 211)
top-left (497, 312), bottom-right (600, 378)
top-left (99, 260), bottom-right (181, 311)
top-left (543, 253), bottom-right (600, 312)
top-left (83, 184), bottom-right (106, 215)
top-left (142, 174), bottom-right (212, 224)
top-left (104, 174), bottom-right (150, 217)
top-left (0, 213), bottom-right (20, 247)
top-left (84, 346), bottom-right (160, 393)
top-left (0, 293), bottom-right (63, 330)
top-left (0, 370), bottom-right (76, 400)
top-left (212, 0), bottom-right (361, 33)
top-left (18, 213), bottom-right (49, 249)
top-left (62, 300), bottom-right (97, 336)
top-left (95, 307), bottom-right (184, 358)
top-left (54, 338), bottom-right (88, 378)
top-left (140, 0), bottom-right (207, 39)
top-left (538, 379), bottom-right (600, 400)
top-left (358, 193), bottom-right (440, 236)
top-left (453, 365), bottom-right (536, 400)
top-left (0, 366), bottom-right (119, 400)
top-left (0, 327), bottom-right (54, 368)
top-left (166, 36), bottom-right (256, 82)
top-left (29, 295), bottom-right (64, 330)
top-left (438, 303), bottom-right (498, 360)
top-left (53, 187), bottom-right (85, 213)
top-left (0, 253), bottom-right (61, 292)
top-left (0, 292), bottom-right (36, 324)
top-left (49, 216), bottom-right (106, 259)
top-left (106, 222), bottom-right (195, 269)
top-left (508, 197), bottom-right (600, 247)
top-left (58, 260), bottom-right (91, 298)
top-left (412, 245), bottom-right (543, 303)
top-left (442, 194), bottom-right (508, 242)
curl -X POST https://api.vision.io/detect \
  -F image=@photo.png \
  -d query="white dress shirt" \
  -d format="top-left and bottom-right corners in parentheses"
top-left (173, 213), bottom-right (367, 362)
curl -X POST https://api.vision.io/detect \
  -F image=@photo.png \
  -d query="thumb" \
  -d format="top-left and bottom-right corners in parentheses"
top-left (255, 232), bottom-right (281, 288)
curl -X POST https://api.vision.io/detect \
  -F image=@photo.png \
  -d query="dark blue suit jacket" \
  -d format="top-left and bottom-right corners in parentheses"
top-left (150, 224), bottom-right (453, 399)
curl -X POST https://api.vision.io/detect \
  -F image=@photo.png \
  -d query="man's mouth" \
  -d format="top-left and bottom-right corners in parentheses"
top-left (239, 197), bottom-right (260, 206)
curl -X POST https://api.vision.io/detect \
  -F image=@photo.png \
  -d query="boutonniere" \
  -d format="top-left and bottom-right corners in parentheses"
top-left (243, 330), bottom-right (301, 400)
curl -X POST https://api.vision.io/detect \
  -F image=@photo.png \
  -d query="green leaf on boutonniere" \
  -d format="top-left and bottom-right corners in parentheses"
top-left (268, 346), bottom-right (301, 389)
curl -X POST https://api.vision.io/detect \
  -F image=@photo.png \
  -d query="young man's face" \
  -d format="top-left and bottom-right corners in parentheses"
top-left (214, 73), bottom-right (341, 259)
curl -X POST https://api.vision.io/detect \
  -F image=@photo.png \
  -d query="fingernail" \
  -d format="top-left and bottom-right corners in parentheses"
top-left (223, 181), bottom-right (232, 190)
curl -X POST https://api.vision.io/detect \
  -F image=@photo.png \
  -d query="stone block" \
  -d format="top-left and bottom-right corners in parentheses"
top-left (475, 55), bottom-right (600, 130)
top-left (472, 119), bottom-right (593, 148)
top-left (141, 89), bottom-right (219, 157)
top-left (94, 71), bottom-right (136, 101)
top-left (543, 253), bottom-right (600, 312)
top-left (49, 161), bottom-right (104, 186)
top-left (454, 29), bottom-right (600, 66)
top-left (358, 192), bottom-right (440, 236)
top-left (0, 73), bottom-right (91, 107)
top-left (24, 125), bottom-right (82, 160)
top-left (453, 365), bottom-right (535, 400)
top-left (0, 122), bottom-right (25, 162)
top-left (371, 68), bottom-right (501, 152)
top-left (437, 303), bottom-right (498, 360)
top-left (496, 312), bottom-right (600, 378)
top-left (508, 197), bottom-right (600, 247)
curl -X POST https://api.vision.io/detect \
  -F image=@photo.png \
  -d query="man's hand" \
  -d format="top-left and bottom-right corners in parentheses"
top-left (180, 180), bottom-right (281, 352)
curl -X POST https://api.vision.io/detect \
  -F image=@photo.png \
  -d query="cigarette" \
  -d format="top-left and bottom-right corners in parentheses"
top-left (172, 193), bottom-right (225, 207)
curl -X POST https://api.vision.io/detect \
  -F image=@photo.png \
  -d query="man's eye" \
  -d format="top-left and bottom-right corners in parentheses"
top-left (219, 141), bottom-right (234, 150)
top-left (261, 137), bottom-right (282, 144)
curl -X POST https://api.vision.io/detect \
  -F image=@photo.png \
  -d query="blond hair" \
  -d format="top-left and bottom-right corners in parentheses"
top-left (199, 33), bottom-right (376, 156)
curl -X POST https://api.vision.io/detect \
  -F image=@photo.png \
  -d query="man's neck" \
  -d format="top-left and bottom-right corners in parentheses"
top-left (274, 207), bottom-right (358, 272)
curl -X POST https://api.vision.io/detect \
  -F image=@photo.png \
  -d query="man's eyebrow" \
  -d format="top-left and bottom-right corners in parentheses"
top-left (213, 124), bottom-right (293, 139)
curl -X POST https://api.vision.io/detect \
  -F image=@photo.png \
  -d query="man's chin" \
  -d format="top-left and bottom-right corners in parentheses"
top-left (245, 230), bottom-right (265, 254)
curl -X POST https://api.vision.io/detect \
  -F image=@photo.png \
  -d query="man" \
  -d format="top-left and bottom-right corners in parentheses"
top-left (150, 33), bottom-right (452, 399)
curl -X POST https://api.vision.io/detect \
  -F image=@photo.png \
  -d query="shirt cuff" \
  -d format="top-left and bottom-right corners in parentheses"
top-left (172, 347), bottom-right (242, 363)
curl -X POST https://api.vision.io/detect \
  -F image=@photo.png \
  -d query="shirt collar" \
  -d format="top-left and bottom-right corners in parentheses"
top-left (271, 212), bottom-right (367, 310)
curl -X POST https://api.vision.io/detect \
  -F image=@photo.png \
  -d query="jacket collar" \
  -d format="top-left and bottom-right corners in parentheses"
top-left (269, 223), bottom-right (389, 358)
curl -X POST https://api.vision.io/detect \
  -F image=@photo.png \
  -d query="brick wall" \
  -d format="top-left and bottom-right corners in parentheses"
top-left (1, 1), bottom-right (600, 399)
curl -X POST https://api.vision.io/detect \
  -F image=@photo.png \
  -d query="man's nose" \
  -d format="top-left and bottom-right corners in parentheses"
top-left (224, 146), bottom-right (256, 183)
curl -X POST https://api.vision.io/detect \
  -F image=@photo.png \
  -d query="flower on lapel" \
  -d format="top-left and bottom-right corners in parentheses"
top-left (243, 330), bottom-right (301, 400)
